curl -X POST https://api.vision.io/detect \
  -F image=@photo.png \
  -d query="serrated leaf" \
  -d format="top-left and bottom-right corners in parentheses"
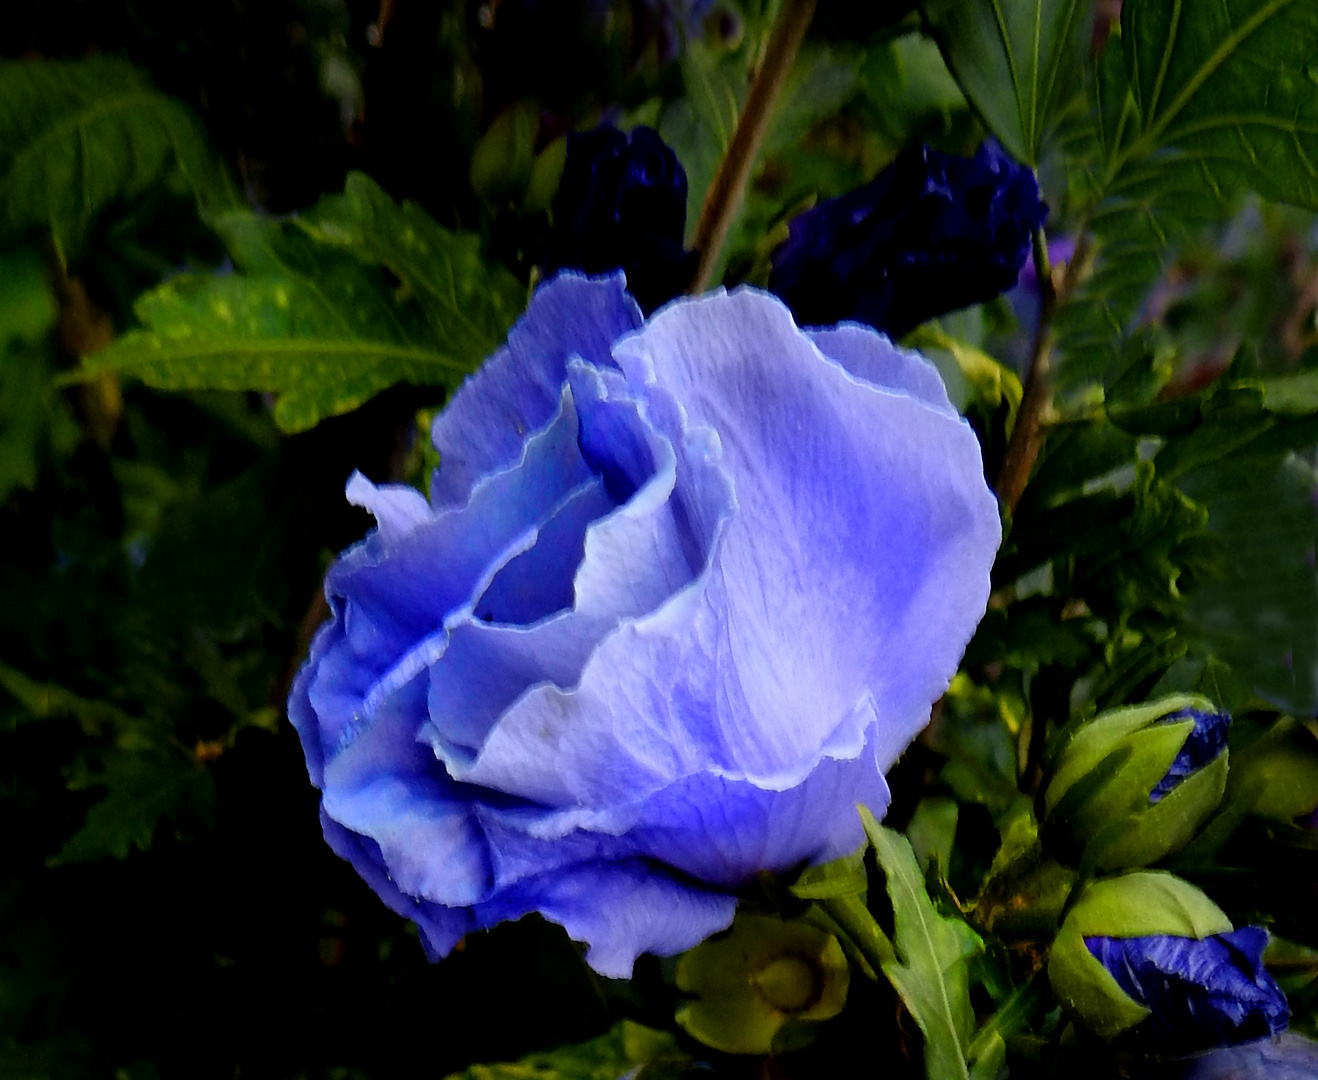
top-left (1058, 0), bottom-right (1318, 392)
top-left (85, 179), bottom-right (522, 432)
top-left (863, 810), bottom-right (982, 1080)
top-left (0, 660), bottom-right (135, 735)
top-left (920, 0), bottom-right (1088, 164)
top-left (50, 749), bottom-right (214, 865)
top-left (440, 1021), bottom-right (684, 1080)
top-left (0, 57), bottom-right (238, 257)
top-left (298, 172), bottom-right (524, 359)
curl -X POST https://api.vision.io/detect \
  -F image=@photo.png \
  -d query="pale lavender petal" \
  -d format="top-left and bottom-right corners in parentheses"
top-left (574, 730), bottom-right (890, 886)
top-left (430, 272), bottom-right (642, 508)
top-left (808, 322), bottom-right (956, 417)
top-left (612, 287), bottom-right (1000, 776)
top-left (345, 471), bottom-right (434, 546)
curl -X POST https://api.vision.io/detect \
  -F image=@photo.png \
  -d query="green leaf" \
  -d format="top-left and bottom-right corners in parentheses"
top-left (790, 849), bottom-right (869, 901)
top-left (863, 810), bottom-right (982, 1080)
top-left (0, 57), bottom-right (238, 257)
top-left (1058, 0), bottom-right (1318, 391)
top-left (85, 177), bottom-right (523, 431)
top-left (1120, 0), bottom-right (1318, 207)
top-left (860, 33), bottom-right (969, 144)
top-left (440, 1021), bottom-right (685, 1080)
top-left (298, 172), bottom-right (524, 357)
top-left (1179, 451), bottom-right (1318, 713)
top-left (0, 660), bottom-right (135, 735)
top-left (907, 797), bottom-right (960, 873)
top-left (50, 748), bottom-right (214, 866)
top-left (919, 0), bottom-right (1088, 164)
top-left (0, 247), bottom-right (63, 503)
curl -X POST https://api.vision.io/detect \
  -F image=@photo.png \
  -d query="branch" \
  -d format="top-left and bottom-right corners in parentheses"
top-left (689, 0), bottom-right (818, 293)
top-left (995, 228), bottom-right (1060, 513)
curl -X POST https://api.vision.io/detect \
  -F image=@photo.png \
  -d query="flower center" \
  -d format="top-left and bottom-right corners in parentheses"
top-left (753, 955), bottom-right (820, 1014)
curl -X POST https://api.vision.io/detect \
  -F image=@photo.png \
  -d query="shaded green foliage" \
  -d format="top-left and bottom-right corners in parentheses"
top-left (920, 0), bottom-right (1089, 165)
top-left (1056, 0), bottom-right (1318, 393)
top-left (3, 1), bottom-right (1318, 1078)
top-left (0, 58), bottom-right (238, 259)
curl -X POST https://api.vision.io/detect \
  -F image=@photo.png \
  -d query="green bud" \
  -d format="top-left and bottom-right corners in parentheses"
top-left (675, 912), bottom-right (850, 1055)
top-left (1226, 716), bottom-right (1318, 823)
top-left (1041, 694), bottom-right (1229, 870)
top-left (1047, 871), bottom-right (1233, 1039)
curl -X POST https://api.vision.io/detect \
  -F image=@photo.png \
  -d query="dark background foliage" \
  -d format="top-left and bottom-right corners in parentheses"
top-left (3, 1), bottom-right (1318, 1077)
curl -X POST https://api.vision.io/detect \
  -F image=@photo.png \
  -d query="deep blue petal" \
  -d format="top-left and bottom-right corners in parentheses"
top-left (1150, 707), bottom-right (1232, 804)
top-left (544, 125), bottom-right (695, 313)
top-left (476, 859), bottom-right (738, 979)
top-left (769, 141), bottom-right (1045, 337)
top-left (1086, 929), bottom-right (1290, 1052)
top-left (319, 808), bottom-right (474, 961)
top-left (430, 272), bottom-right (642, 508)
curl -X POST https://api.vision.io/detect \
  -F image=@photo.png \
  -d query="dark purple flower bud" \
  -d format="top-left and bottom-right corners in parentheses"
top-left (1085, 928), bottom-right (1290, 1053)
top-left (543, 124), bottom-right (696, 313)
top-left (1150, 706), bottom-right (1232, 804)
top-left (768, 141), bottom-right (1046, 338)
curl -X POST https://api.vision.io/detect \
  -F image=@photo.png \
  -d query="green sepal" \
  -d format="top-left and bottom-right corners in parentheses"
top-left (1063, 871), bottom-right (1232, 940)
top-left (1048, 919), bottom-right (1153, 1039)
top-left (1042, 695), bottom-right (1227, 869)
top-left (1087, 751), bottom-right (1228, 869)
top-left (1043, 695), bottom-right (1206, 816)
top-left (675, 912), bottom-right (850, 1056)
top-left (1047, 872), bottom-right (1232, 1040)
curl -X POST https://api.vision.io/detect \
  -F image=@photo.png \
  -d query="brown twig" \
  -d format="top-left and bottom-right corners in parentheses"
top-left (688, 0), bottom-right (819, 293)
top-left (995, 228), bottom-right (1060, 514)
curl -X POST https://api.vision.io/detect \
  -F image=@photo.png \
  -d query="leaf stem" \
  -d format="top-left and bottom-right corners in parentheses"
top-left (966, 969), bottom-right (1050, 1066)
top-left (995, 227), bottom-right (1058, 513)
top-left (817, 895), bottom-right (896, 974)
top-left (688, 0), bottom-right (818, 293)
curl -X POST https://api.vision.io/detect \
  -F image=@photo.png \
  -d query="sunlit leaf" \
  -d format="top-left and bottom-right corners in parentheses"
top-left (85, 177), bottom-right (523, 432)
top-left (864, 810), bottom-right (982, 1080)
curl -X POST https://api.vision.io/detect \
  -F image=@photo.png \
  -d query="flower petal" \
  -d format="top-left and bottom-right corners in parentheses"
top-left (319, 808), bottom-right (474, 961)
top-left (424, 362), bottom-right (733, 764)
top-left (485, 860), bottom-right (738, 979)
top-left (534, 720), bottom-right (892, 886)
top-left (612, 288), bottom-right (999, 777)
top-left (430, 272), bottom-right (642, 508)
top-left (807, 323), bottom-right (956, 417)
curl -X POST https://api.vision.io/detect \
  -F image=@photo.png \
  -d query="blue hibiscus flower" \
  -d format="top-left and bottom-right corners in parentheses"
top-left (289, 273), bottom-right (1000, 976)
